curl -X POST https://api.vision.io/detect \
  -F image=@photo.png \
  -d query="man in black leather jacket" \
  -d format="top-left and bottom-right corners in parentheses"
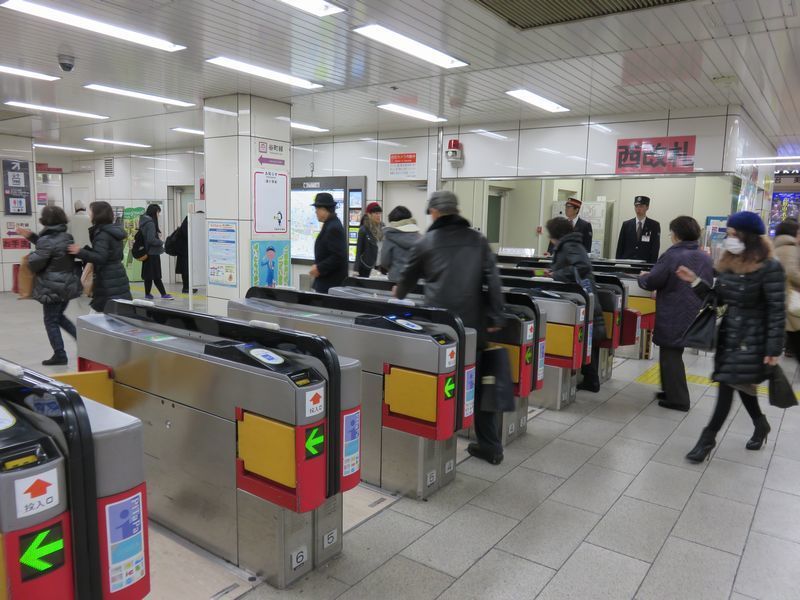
top-left (395, 190), bottom-right (507, 464)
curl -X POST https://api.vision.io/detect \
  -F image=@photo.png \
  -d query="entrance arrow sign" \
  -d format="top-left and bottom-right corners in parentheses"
top-left (305, 426), bottom-right (325, 458)
top-left (443, 377), bottom-right (455, 399)
top-left (20, 527), bottom-right (64, 572)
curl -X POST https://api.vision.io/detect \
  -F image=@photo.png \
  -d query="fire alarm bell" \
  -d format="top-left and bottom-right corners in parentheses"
top-left (445, 139), bottom-right (463, 168)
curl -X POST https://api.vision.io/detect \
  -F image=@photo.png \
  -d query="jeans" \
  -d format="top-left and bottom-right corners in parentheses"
top-left (42, 301), bottom-right (76, 357)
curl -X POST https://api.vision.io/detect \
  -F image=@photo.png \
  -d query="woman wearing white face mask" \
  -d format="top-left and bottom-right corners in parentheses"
top-left (676, 211), bottom-right (785, 462)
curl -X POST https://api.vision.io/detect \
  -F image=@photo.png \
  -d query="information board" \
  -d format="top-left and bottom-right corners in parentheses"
top-left (290, 188), bottom-right (344, 260)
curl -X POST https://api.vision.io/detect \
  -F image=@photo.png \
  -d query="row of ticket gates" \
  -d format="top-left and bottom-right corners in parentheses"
top-left (0, 256), bottom-right (657, 597)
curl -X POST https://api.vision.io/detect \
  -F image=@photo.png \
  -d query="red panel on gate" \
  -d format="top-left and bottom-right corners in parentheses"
top-left (78, 358), bottom-right (113, 373)
top-left (4, 512), bottom-right (74, 600)
top-left (620, 309), bottom-right (642, 346)
top-left (96, 483), bottom-right (150, 599)
top-left (517, 344), bottom-right (534, 397)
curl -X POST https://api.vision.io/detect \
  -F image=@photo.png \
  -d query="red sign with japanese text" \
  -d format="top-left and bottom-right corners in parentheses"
top-left (389, 153), bottom-right (417, 164)
top-left (615, 135), bottom-right (696, 174)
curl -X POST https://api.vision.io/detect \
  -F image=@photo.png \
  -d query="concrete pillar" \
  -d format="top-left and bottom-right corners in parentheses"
top-left (203, 94), bottom-right (291, 315)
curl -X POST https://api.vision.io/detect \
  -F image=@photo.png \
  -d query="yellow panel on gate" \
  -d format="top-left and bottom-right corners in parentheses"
top-left (384, 367), bottom-right (438, 423)
top-left (545, 323), bottom-right (575, 357)
top-left (238, 412), bottom-right (296, 489)
top-left (603, 312), bottom-right (613, 334)
top-left (489, 343), bottom-right (520, 383)
top-left (53, 370), bottom-right (114, 407)
top-left (628, 297), bottom-right (656, 315)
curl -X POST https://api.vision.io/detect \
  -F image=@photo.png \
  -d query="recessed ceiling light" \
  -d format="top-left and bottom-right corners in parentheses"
top-left (186, 150), bottom-right (204, 155)
top-left (738, 155), bottom-right (800, 161)
top-left (5, 100), bottom-right (109, 119)
top-left (354, 24), bottom-right (468, 69)
top-left (276, 0), bottom-right (344, 17)
top-left (470, 129), bottom-right (508, 140)
top-left (292, 146), bottom-right (313, 152)
top-left (84, 137), bottom-right (151, 148)
top-left (0, 64), bottom-right (59, 81)
top-left (1, 0), bottom-right (185, 52)
top-left (359, 138), bottom-right (403, 147)
top-left (171, 127), bottom-right (204, 135)
top-left (33, 143), bottom-right (92, 152)
top-left (206, 57), bottom-right (322, 89)
top-left (536, 147), bottom-right (560, 154)
top-left (203, 106), bottom-right (238, 117)
top-left (582, 122), bottom-right (613, 133)
top-left (130, 155), bottom-right (172, 161)
top-left (84, 84), bottom-right (194, 107)
top-left (290, 121), bottom-right (329, 132)
top-left (506, 89), bottom-right (569, 113)
top-left (377, 103), bottom-right (446, 123)
top-left (359, 156), bottom-right (389, 162)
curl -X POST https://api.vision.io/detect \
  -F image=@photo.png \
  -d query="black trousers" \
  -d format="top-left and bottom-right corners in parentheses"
top-left (706, 383), bottom-right (764, 434)
top-left (141, 256), bottom-right (166, 296)
top-left (660, 346), bottom-right (690, 408)
top-left (474, 410), bottom-right (503, 456)
top-left (786, 330), bottom-right (800, 360)
top-left (581, 341), bottom-right (601, 389)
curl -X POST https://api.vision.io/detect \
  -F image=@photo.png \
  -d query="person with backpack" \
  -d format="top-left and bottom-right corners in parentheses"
top-left (138, 204), bottom-right (172, 300)
top-left (16, 206), bottom-right (82, 365)
top-left (68, 201), bottom-right (132, 313)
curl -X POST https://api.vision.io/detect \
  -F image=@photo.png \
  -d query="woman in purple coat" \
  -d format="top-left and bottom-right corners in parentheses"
top-left (638, 216), bottom-right (714, 411)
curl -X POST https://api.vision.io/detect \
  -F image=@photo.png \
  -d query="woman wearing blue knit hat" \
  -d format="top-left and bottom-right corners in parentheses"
top-left (676, 211), bottom-right (785, 462)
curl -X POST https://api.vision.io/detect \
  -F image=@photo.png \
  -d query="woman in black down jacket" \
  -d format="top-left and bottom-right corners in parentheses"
top-left (18, 206), bottom-right (82, 365)
top-left (677, 211), bottom-right (785, 462)
top-left (68, 201), bottom-right (132, 312)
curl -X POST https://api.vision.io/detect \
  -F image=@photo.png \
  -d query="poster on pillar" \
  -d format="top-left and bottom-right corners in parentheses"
top-left (207, 220), bottom-right (238, 287)
top-left (2, 159), bottom-right (32, 215)
top-left (251, 240), bottom-right (290, 288)
top-left (252, 138), bottom-right (290, 237)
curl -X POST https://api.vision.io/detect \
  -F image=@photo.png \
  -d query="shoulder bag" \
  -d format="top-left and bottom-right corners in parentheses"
top-left (768, 365), bottom-right (798, 408)
top-left (680, 288), bottom-right (725, 352)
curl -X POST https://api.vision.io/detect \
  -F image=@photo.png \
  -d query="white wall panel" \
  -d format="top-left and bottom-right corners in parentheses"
top-left (167, 154), bottom-right (196, 186)
top-left (205, 137), bottom-right (239, 220)
top-left (667, 116), bottom-right (726, 172)
top-left (586, 120), bottom-right (669, 175)
top-left (518, 126), bottom-right (590, 176)
top-left (107, 157), bottom-right (132, 201)
top-left (292, 145), bottom-right (314, 177)
top-left (311, 143), bottom-right (334, 178)
top-left (377, 136), bottom-right (431, 181)
top-left (444, 132), bottom-right (519, 178)
top-left (252, 96), bottom-right (292, 140)
top-left (238, 136), bottom-right (251, 222)
top-left (332, 141), bottom-right (380, 200)
top-left (204, 96), bottom-right (239, 138)
top-left (131, 156), bottom-right (156, 200)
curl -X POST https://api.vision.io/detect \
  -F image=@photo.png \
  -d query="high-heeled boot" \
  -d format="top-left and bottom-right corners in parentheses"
top-left (746, 416), bottom-right (771, 450)
top-left (686, 427), bottom-right (716, 463)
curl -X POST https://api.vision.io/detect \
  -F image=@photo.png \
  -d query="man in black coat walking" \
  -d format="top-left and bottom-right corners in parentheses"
top-left (310, 193), bottom-right (348, 293)
top-left (616, 196), bottom-right (661, 263)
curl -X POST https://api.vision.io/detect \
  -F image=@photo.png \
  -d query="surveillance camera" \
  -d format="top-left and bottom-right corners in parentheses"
top-left (57, 54), bottom-right (75, 73)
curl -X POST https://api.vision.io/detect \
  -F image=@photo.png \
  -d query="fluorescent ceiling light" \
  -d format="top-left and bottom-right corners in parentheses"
top-left (84, 137), bottom-right (151, 148)
top-left (586, 123), bottom-right (613, 133)
top-left (130, 155), bottom-right (171, 161)
top-left (171, 127), bottom-right (204, 135)
top-left (206, 57), bottom-right (322, 89)
top-left (738, 155), bottom-right (800, 161)
top-left (377, 103), bottom-right (446, 123)
top-left (359, 156), bottom-right (388, 162)
top-left (2, 0), bottom-right (185, 52)
top-left (359, 138), bottom-right (402, 147)
top-left (536, 147), bottom-right (560, 154)
top-left (506, 89), bottom-right (569, 113)
top-left (354, 24), bottom-right (467, 69)
top-left (186, 150), bottom-right (204, 155)
top-left (567, 155), bottom-right (585, 161)
top-left (276, 0), bottom-right (344, 17)
top-left (470, 129), bottom-right (508, 140)
top-left (85, 84), bottom-right (194, 107)
top-left (0, 64), bottom-right (59, 81)
top-left (203, 106), bottom-right (238, 117)
top-left (5, 100), bottom-right (108, 119)
top-left (290, 121), bottom-right (329, 132)
top-left (33, 143), bottom-right (92, 152)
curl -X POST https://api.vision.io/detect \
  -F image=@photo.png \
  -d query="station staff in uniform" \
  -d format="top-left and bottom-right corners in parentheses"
top-left (616, 196), bottom-right (661, 262)
top-left (310, 192), bottom-right (348, 294)
top-left (547, 197), bottom-right (593, 254)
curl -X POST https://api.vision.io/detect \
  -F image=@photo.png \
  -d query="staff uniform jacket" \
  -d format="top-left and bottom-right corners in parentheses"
top-left (27, 224), bottom-right (82, 304)
top-left (379, 219), bottom-right (421, 282)
top-left (616, 217), bottom-right (661, 263)
top-left (693, 251), bottom-right (785, 384)
top-left (638, 240), bottom-right (714, 348)
top-left (773, 234), bottom-right (800, 332)
top-left (549, 232), bottom-right (606, 341)
top-left (395, 214), bottom-right (505, 348)
top-left (76, 224), bottom-right (132, 312)
top-left (546, 217), bottom-right (593, 254)
top-left (313, 214), bottom-right (348, 293)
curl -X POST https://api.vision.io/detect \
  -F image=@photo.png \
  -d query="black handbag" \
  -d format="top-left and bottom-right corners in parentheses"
top-left (477, 346), bottom-right (515, 413)
top-left (681, 290), bottom-right (724, 351)
top-left (768, 365), bottom-right (798, 409)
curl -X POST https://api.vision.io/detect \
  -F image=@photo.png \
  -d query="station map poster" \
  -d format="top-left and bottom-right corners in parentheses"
top-left (122, 207), bottom-right (145, 283)
top-left (290, 188), bottom-right (345, 260)
top-left (253, 170), bottom-right (288, 234)
top-left (3, 159), bottom-right (31, 215)
top-left (251, 240), bottom-right (290, 288)
top-left (208, 220), bottom-right (238, 287)
top-left (615, 136), bottom-right (696, 174)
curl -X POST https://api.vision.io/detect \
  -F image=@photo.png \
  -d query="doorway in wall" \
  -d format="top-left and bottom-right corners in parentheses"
top-left (486, 193), bottom-right (502, 244)
top-left (166, 186), bottom-right (194, 285)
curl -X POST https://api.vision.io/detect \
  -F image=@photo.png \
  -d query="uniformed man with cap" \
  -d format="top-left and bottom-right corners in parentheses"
top-left (615, 196), bottom-right (661, 262)
top-left (309, 192), bottom-right (348, 293)
top-left (547, 197), bottom-right (593, 255)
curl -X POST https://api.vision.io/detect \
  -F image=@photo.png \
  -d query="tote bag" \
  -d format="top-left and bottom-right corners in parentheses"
top-left (81, 263), bottom-right (94, 297)
top-left (768, 365), bottom-right (798, 409)
top-left (681, 291), bottom-right (724, 352)
top-left (17, 255), bottom-right (34, 299)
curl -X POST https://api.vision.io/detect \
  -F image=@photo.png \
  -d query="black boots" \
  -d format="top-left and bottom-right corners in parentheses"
top-left (42, 353), bottom-right (68, 366)
top-left (467, 443), bottom-right (503, 465)
top-left (686, 427), bottom-right (716, 463)
top-left (746, 416), bottom-right (771, 450)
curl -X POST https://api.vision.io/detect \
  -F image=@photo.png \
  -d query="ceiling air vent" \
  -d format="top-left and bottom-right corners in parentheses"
top-left (473, 0), bottom-right (690, 30)
top-left (104, 158), bottom-right (114, 177)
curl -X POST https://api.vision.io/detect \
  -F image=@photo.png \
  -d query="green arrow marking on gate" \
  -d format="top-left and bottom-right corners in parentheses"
top-left (20, 529), bottom-right (64, 572)
top-left (443, 377), bottom-right (455, 399)
top-left (305, 427), bottom-right (324, 457)
top-left (525, 347), bottom-right (533, 364)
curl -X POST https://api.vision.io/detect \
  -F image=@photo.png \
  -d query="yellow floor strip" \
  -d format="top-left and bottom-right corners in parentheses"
top-left (635, 364), bottom-right (798, 397)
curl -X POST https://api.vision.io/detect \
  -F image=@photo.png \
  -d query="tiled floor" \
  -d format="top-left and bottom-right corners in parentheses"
top-left (2, 291), bottom-right (800, 599)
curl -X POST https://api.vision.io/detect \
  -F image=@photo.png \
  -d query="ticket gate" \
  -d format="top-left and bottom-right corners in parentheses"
top-left (229, 288), bottom-right (473, 500)
top-left (0, 359), bottom-right (148, 600)
top-left (75, 300), bottom-right (361, 588)
top-left (615, 276), bottom-right (656, 360)
top-left (328, 278), bottom-right (547, 447)
top-left (594, 275), bottom-right (627, 383)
